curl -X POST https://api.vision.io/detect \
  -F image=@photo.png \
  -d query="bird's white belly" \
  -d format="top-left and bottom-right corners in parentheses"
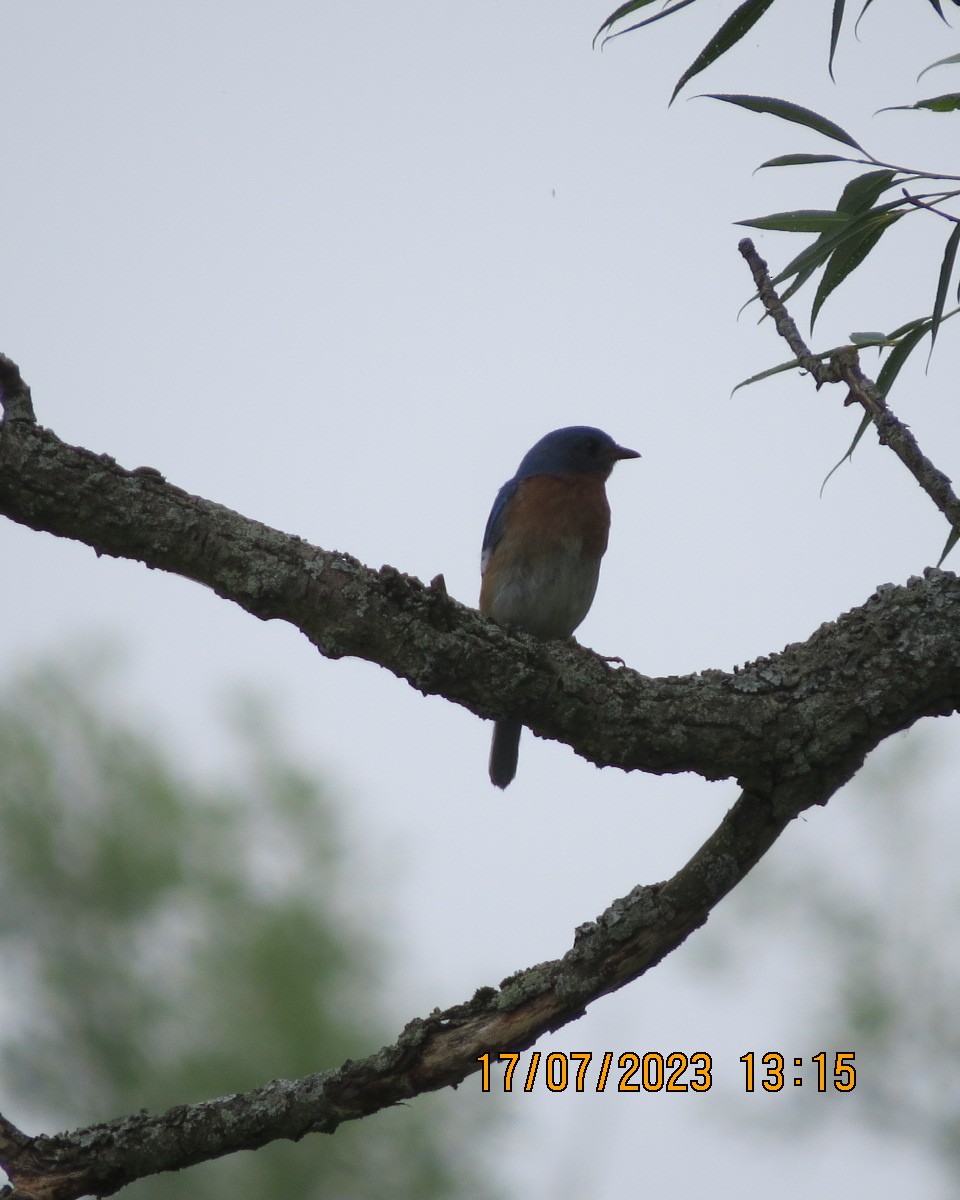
top-left (488, 543), bottom-right (600, 639)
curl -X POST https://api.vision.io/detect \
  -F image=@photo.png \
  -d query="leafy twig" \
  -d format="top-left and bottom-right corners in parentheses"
top-left (738, 237), bottom-right (960, 541)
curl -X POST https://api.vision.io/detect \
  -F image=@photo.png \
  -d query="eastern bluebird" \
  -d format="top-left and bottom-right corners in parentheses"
top-left (480, 425), bottom-right (639, 788)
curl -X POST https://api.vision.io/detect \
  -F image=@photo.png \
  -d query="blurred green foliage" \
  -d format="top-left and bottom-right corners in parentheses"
top-left (0, 653), bottom-right (500, 1200)
top-left (699, 729), bottom-right (960, 1185)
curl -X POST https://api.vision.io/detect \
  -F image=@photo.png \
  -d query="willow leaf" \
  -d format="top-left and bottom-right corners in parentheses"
top-left (881, 93), bottom-right (960, 114)
top-left (876, 324), bottom-right (931, 396)
top-left (929, 223), bottom-right (960, 362)
top-left (835, 168), bottom-right (898, 214)
top-left (854, 0), bottom-right (881, 36)
top-left (706, 94), bottom-right (865, 150)
top-left (828, 0), bottom-right (846, 82)
top-left (887, 314), bottom-right (932, 340)
top-left (732, 357), bottom-right (802, 394)
top-left (811, 211), bottom-right (902, 328)
top-left (777, 261), bottom-right (821, 307)
top-left (737, 209), bottom-right (851, 233)
top-left (596, 0), bottom-right (699, 45)
top-left (757, 153), bottom-right (849, 168)
top-left (918, 52), bottom-right (960, 82)
top-left (937, 525), bottom-right (960, 567)
top-left (595, 0), bottom-right (661, 44)
top-left (670, 0), bottom-right (778, 104)
top-left (820, 410), bottom-right (873, 495)
top-left (770, 199), bottom-right (905, 290)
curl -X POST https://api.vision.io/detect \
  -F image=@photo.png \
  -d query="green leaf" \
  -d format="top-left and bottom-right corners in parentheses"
top-left (845, 410), bottom-right (874, 456)
top-left (881, 93), bottom-right (960, 114)
top-left (731, 356), bottom-right (802, 393)
top-left (929, 223), bottom-right (960, 361)
top-left (773, 237), bottom-right (839, 291)
top-left (849, 331), bottom-right (890, 346)
top-left (918, 52), bottom-right (960, 82)
top-left (670, 0), bottom-right (778, 104)
top-left (736, 209), bottom-right (852, 233)
top-left (770, 199), bottom-right (904, 290)
top-left (598, 0), bottom-right (662, 31)
top-left (811, 211), bottom-right (902, 328)
top-left (916, 92), bottom-right (960, 113)
top-left (835, 168), bottom-right (898, 214)
top-left (777, 260), bottom-right (821, 306)
top-left (854, 0), bottom-right (881, 36)
top-left (937, 524), bottom-right (960, 567)
top-left (875, 323), bottom-right (931, 396)
top-left (887, 314), bottom-right (932, 340)
top-left (820, 410), bottom-right (873, 495)
top-left (828, 0), bottom-right (846, 82)
top-left (595, 0), bottom-right (699, 46)
top-left (706, 94), bottom-right (865, 150)
top-left (757, 153), bottom-right (849, 168)
top-left (732, 344), bottom-right (843, 393)
top-left (594, 0), bottom-right (661, 43)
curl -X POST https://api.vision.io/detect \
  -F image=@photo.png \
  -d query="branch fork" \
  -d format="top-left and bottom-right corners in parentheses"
top-left (738, 237), bottom-right (960, 535)
top-left (3, 334), bottom-right (960, 1196)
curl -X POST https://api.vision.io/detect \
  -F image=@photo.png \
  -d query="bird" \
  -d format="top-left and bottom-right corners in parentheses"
top-left (479, 425), bottom-right (639, 788)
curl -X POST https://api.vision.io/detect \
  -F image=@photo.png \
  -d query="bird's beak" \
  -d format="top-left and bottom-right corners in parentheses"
top-left (613, 444), bottom-right (641, 460)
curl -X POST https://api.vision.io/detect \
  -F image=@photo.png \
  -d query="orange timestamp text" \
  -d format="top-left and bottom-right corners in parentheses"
top-left (476, 1050), bottom-right (713, 1093)
top-left (476, 1050), bottom-right (856, 1094)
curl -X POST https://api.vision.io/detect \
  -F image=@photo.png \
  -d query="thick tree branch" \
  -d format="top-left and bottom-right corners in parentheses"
top-left (3, 358), bottom-right (960, 797)
top-left (3, 352), bottom-right (960, 1196)
top-left (0, 772), bottom-right (833, 1200)
top-left (738, 237), bottom-right (960, 535)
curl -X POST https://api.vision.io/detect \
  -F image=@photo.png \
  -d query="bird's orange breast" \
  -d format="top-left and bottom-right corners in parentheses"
top-left (479, 473), bottom-right (612, 638)
top-left (504, 473), bottom-right (611, 559)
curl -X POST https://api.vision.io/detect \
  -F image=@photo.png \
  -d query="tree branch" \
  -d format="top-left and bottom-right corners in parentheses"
top-left (901, 189), bottom-right (960, 226)
top-left (3, 358), bottom-right (960, 797)
top-left (3, 353), bottom-right (960, 1196)
top-left (737, 237), bottom-right (960, 535)
top-left (0, 773), bottom-right (835, 1200)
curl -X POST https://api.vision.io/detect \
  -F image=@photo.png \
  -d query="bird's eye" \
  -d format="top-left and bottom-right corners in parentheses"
top-left (586, 438), bottom-right (600, 455)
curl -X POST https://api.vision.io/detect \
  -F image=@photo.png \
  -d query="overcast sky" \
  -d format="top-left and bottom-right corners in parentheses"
top-left (2, 3), bottom-right (959, 1197)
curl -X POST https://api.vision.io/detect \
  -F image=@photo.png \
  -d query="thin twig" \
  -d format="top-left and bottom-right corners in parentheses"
top-left (796, 150), bottom-right (960, 184)
top-left (738, 237), bottom-right (960, 535)
top-left (901, 189), bottom-right (960, 225)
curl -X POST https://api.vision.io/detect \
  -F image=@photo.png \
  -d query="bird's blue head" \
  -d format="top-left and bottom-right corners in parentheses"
top-left (514, 426), bottom-right (640, 481)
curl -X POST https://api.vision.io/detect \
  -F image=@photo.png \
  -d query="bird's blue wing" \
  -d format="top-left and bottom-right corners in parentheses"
top-left (482, 477), bottom-right (519, 562)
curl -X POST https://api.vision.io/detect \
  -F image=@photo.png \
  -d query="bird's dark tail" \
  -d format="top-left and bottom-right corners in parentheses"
top-left (489, 719), bottom-right (522, 789)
